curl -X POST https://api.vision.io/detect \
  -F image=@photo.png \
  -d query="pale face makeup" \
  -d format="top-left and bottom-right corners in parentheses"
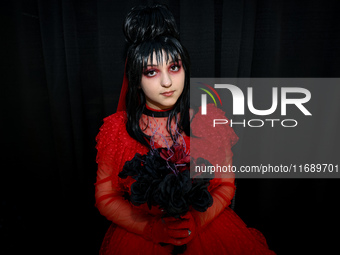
top-left (140, 51), bottom-right (185, 110)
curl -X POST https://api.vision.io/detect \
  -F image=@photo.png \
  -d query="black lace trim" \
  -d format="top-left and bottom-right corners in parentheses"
top-left (143, 107), bottom-right (172, 117)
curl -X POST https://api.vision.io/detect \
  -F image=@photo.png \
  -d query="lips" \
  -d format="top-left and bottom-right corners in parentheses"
top-left (161, 91), bottom-right (175, 97)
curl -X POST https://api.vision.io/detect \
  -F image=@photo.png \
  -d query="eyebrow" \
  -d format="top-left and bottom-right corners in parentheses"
top-left (146, 59), bottom-right (182, 67)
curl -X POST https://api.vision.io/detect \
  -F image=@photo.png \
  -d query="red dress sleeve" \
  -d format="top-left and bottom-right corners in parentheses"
top-left (190, 104), bottom-right (239, 230)
top-left (95, 112), bottom-right (153, 236)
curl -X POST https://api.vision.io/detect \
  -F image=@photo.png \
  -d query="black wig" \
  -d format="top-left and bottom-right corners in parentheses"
top-left (123, 5), bottom-right (191, 148)
top-left (123, 4), bottom-right (180, 44)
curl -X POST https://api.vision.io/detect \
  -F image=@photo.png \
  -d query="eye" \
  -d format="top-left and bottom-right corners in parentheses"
top-left (143, 69), bottom-right (157, 77)
top-left (170, 64), bottom-right (181, 72)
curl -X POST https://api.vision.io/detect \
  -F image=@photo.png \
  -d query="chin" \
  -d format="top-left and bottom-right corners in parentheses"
top-left (154, 101), bottom-right (175, 110)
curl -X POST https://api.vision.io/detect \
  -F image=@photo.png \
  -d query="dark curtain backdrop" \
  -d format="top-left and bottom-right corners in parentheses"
top-left (2, 0), bottom-right (340, 254)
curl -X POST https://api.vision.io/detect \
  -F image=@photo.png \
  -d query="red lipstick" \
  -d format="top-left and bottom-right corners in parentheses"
top-left (161, 91), bottom-right (175, 97)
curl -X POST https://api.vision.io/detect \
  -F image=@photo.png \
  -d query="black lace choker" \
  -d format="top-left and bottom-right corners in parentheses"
top-left (143, 105), bottom-right (173, 117)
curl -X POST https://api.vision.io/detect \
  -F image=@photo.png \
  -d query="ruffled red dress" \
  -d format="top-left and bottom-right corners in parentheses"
top-left (95, 104), bottom-right (276, 255)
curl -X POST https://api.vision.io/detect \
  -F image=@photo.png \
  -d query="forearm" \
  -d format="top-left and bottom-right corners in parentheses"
top-left (191, 179), bottom-right (235, 230)
top-left (96, 191), bottom-right (151, 235)
top-left (95, 164), bottom-right (152, 236)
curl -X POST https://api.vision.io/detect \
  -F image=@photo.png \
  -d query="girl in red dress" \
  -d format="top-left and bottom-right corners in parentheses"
top-left (95, 4), bottom-right (275, 255)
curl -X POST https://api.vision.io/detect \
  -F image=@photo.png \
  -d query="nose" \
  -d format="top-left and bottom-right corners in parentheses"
top-left (161, 72), bottom-right (172, 88)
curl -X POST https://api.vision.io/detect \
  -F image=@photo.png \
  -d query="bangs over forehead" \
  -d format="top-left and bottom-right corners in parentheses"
top-left (137, 37), bottom-right (183, 70)
top-left (126, 36), bottom-right (189, 85)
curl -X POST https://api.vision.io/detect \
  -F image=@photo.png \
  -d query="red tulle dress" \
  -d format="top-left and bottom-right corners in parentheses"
top-left (95, 104), bottom-right (276, 255)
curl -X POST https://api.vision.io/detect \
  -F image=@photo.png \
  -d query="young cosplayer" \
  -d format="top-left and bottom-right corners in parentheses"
top-left (95, 4), bottom-right (275, 255)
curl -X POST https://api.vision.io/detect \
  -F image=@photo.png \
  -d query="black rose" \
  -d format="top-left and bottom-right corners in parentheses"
top-left (118, 153), bottom-right (144, 179)
top-left (188, 182), bottom-right (213, 212)
top-left (144, 149), bottom-right (170, 178)
top-left (154, 170), bottom-right (192, 218)
top-left (130, 175), bottom-right (154, 206)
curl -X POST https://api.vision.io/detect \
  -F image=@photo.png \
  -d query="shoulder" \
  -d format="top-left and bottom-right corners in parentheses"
top-left (99, 111), bottom-right (126, 133)
top-left (191, 103), bottom-right (229, 132)
top-left (102, 111), bottom-right (127, 128)
top-left (95, 111), bottom-right (148, 165)
top-left (96, 111), bottom-right (127, 147)
top-left (191, 104), bottom-right (238, 146)
top-left (191, 103), bottom-right (227, 122)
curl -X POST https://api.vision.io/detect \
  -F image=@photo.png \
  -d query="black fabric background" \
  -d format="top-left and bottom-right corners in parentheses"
top-left (1, 0), bottom-right (340, 254)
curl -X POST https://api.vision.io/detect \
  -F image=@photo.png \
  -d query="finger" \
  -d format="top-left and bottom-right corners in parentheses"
top-left (167, 238), bottom-right (186, 246)
top-left (167, 229), bottom-right (191, 239)
top-left (180, 213), bottom-right (191, 220)
top-left (174, 236), bottom-right (194, 246)
top-left (167, 219), bottom-right (190, 230)
top-left (162, 217), bottom-right (181, 223)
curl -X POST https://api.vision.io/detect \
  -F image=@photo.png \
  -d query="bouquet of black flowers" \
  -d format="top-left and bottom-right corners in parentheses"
top-left (118, 143), bottom-right (214, 254)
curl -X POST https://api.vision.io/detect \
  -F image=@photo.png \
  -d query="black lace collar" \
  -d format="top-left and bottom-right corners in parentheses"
top-left (143, 105), bottom-right (173, 117)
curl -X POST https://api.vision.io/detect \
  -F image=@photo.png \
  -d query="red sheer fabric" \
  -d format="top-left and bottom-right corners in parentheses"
top-left (139, 112), bottom-right (184, 149)
top-left (95, 104), bottom-right (276, 254)
top-left (116, 61), bottom-right (129, 112)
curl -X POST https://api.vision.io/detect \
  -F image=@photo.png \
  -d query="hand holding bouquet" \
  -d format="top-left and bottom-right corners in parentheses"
top-left (118, 143), bottom-right (214, 254)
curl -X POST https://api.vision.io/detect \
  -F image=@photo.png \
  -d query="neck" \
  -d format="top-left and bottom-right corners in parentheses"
top-left (145, 104), bottom-right (174, 112)
top-left (143, 104), bottom-right (174, 117)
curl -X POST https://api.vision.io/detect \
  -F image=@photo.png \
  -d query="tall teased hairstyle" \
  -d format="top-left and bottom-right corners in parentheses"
top-left (123, 4), bottom-right (180, 44)
top-left (125, 36), bottom-right (191, 148)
